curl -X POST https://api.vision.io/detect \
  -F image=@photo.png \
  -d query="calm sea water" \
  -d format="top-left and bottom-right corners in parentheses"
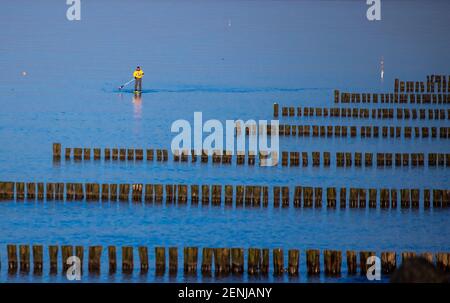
top-left (0, 0), bottom-right (449, 282)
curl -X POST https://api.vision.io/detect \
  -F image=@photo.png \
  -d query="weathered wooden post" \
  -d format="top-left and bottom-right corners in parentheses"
top-left (61, 245), bottom-right (73, 273)
top-left (19, 245), bottom-right (30, 273)
top-left (327, 187), bottom-right (337, 208)
top-left (94, 148), bottom-right (101, 160)
top-left (88, 246), bottom-right (102, 274)
top-left (26, 183), bottom-right (36, 200)
top-left (155, 246), bottom-right (166, 275)
top-left (262, 186), bottom-right (269, 207)
top-left (108, 246), bottom-right (117, 274)
top-left (16, 182), bottom-right (25, 200)
top-left (390, 188), bottom-right (397, 208)
top-left (340, 188), bottom-right (347, 208)
top-left (346, 250), bottom-right (357, 275)
top-left (132, 184), bottom-right (143, 202)
top-left (7, 244), bottom-right (18, 273)
top-left (231, 248), bottom-right (244, 274)
top-left (225, 185), bottom-right (233, 206)
top-left (104, 148), bottom-right (111, 161)
top-left (201, 248), bottom-right (213, 275)
top-left (146, 149), bottom-right (154, 161)
top-left (190, 185), bottom-right (199, 204)
top-left (169, 247), bottom-right (178, 275)
top-left (306, 249), bottom-right (320, 275)
top-left (212, 185), bottom-right (222, 206)
top-left (138, 246), bottom-right (148, 274)
top-left (324, 250), bottom-right (342, 276)
top-left (247, 248), bottom-right (261, 275)
top-left (314, 187), bottom-right (322, 208)
top-left (303, 187), bottom-right (313, 208)
top-left (201, 149), bottom-right (208, 163)
top-left (288, 249), bottom-right (299, 276)
top-left (435, 253), bottom-right (450, 272)
top-left (119, 148), bottom-right (126, 161)
top-left (202, 184), bottom-right (210, 205)
top-left (119, 184), bottom-right (130, 202)
top-left (122, 246), bottom-right (134, 274)
top-left (324, 152), bottom-right (330, 166)
top-left (53, 143), bottom-right (61, 161)
top-left (32, 245), bottom-right (43, 274)
top-left (65, 148), bottom-right (71, 160)
top-left (110, 184), bottom-right (117, 202)
top-left (262, 249), bottom-right (270, 275)
top-left (282, 186), bottom-right (289, 207)
top-left (360, 251), bottom-right (376, 275)
top-left (381, 252), bottom-right (396, 274)
top-left (369, 188), bottom-right (377, 208)
top-left (49, 245), bottom-right (58, 274)
top-left (183, 247), bottom-right (198, 274)
top-left (127, 149), bottom-right (135, 161)
top-left (84, 148), bottom-right (91, 160)
top-left (74, 148), bottom-right (82, 161)
top-left (46, 183), bottom-right (55, 200)
top-left (273, 186), bottom-right (280, 207)
top-left (273, 248), bottom-right (284, 276)
top-left (135, 149), bottom-right (143, 161)
top-left (76, 246), bottom-right (84, 274)
top-left (214, 248), bottom-right (231, 275)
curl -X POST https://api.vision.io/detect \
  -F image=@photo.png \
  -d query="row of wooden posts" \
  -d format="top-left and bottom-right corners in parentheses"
top-left (333, 91), bottom-right (450, 104)
top-left (274, 104), bottom-right (450, 120)
top-left (3, 244), bottom-right (450, 276)
top-left (279, 151), bottom-right (449, 168)
top-left (1, 182), bottom-right (448, 209)
top-left (51, 144), bottom-right (450, 167)
top-left (394, 76), bottom-right (449, 93)
top-left (52, 144), bottom-right (168, 161)
top-left (253, 124), bottom-right (450, 139)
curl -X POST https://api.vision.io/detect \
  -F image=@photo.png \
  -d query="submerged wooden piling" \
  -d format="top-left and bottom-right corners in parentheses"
top-left (155, 247), bottom-right (166, 275)
top-left (288, 249), bottom-right (299, 276)
top-left (201, 248), bottom-right (213, 275)
top-left (138, 246), bottom-right (148, 274)
top-left (359, 251), bottom-right (376, 275)
top-left (381, 252), bottom-right (396, 274)
top-left (346, 251), bottom-right (357, 275)
top-left (53, 143), bottom-right (61, 161)
top-left (324, 250), bottom-right (342, 276)
top-left (248, 248), bottom-right (261, 275)
top-left (61, 245), bottom-right (74, 273)
top-left (32, 245), bottom-right (43, 274)
top-left (214, 248), bottom-right (231, 275)
top-left (108, 246), bottom-right (117, 273)
top-left (231, 248), bottom-right (244, 274)
top-left (19, 245), bottom-right (31, 273)
top-left (306, 249), bottom-right (320, 275)
top-left (183, 247), bottom-right (198, 274)
top-left (273, 248), bottom-right (284, 275)
top-left (7, 244), bottom-right (18, 273)
top-left (122, 246), bottom-right (134, 274)
top-left (88, 246), bottom-right (102, 274)
top-left (49, 245), bottom-right (58, 274)
top-left (169, 247), bottom-right (178, 275)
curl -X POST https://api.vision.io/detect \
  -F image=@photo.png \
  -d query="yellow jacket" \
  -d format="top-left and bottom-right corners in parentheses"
top-left (133, 70), bottom-right (144, 79)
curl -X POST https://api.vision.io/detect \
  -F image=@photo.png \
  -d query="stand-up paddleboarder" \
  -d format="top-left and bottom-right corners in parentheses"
top-left (133, 66), bottom-right (144, 93)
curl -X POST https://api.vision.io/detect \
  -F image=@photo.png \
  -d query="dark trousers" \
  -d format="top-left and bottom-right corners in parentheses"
top-left (134, 78), bottom-right (142, 91)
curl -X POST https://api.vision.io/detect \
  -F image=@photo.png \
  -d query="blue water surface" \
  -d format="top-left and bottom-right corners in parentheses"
top-left (0, 0), bottom-right (449, 282)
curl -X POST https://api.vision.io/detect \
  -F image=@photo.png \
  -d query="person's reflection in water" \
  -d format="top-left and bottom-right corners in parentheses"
top-left (132, 93), bottom-right (143, 136)
top-left (132, 93), bottom-right (142, 120)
